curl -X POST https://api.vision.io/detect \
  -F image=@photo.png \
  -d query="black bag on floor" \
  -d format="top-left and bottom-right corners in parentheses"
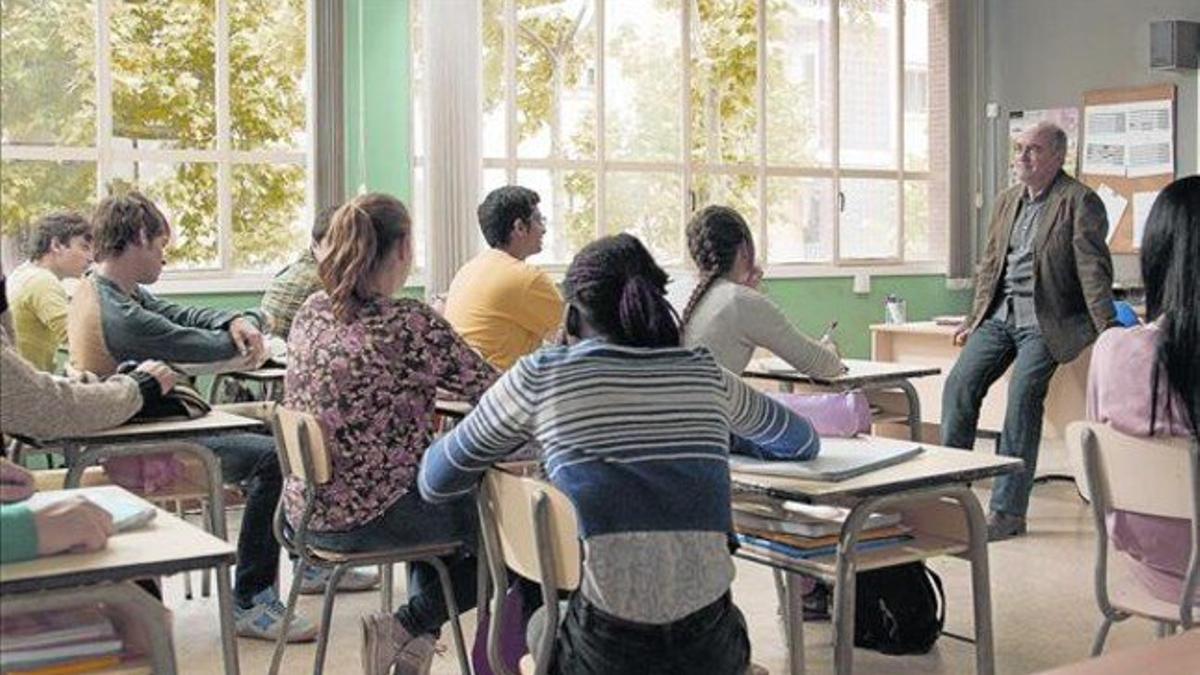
top-left (854, 562), bottom-right (945, 655)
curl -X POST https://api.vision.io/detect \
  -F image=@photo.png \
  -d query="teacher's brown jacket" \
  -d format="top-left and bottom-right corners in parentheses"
top-left (965, 171), bottom-right (1116, 364)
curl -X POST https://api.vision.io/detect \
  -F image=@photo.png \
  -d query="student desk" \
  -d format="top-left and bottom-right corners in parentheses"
top-left (58, 410), bottom-right (266, 541)
top-left (731, 441), bottom-right (1022, 675)
top-left (1034, 628), bottom-right (1200, 674)
top-left (742, 358), bottom-right (942, 441)
top-left (209, 367), bottom-right (287, 403)
top-left (869, 321), bottom-right (1091, 443)
top-left (0, 486), bottom-right (240, 675)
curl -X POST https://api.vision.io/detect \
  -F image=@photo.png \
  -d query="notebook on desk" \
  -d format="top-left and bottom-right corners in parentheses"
top-left (24, 491), bottom-right (157, 532)
top-left (730, 436), bottom-right (923, 482)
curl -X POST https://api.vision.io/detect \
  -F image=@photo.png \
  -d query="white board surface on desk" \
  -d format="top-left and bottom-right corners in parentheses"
top-left (730, 436), bottom-right (923, 481)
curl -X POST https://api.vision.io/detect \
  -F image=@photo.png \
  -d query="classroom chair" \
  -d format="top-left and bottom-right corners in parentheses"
top-left (1068, 421), bottom-right (1200, 655)
top-left (476, 466), bottom-right (581, 675)
top-left (267, 405), bottom-right (472, 675)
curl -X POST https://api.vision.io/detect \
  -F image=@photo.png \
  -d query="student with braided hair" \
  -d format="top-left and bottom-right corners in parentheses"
top-left (421, 232), bottom-right (820, 675)
top-left (681, 205), bottom-right (843, 377)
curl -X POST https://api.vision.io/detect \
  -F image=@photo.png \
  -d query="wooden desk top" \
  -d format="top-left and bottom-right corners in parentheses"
top-left (1036, 629), bottom-right (1200, 675)
top-left (869, 321), bottom-right (959, 336)
top-left (0, 486), bottom-right (235, 594)
top-left (56, 410), bottom-right (264, 444)
top-left (743, 357), bottom-right (941, 386)
top-left (731, 439), bottom-right (1022, 503)
top-left (225, 368), bottom-right (287, 381)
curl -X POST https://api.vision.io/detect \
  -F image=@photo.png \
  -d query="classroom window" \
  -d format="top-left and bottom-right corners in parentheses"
top-left (1, 0), bottom-right (311, 281)
top-left (426, 0), bottom-right (947, 270)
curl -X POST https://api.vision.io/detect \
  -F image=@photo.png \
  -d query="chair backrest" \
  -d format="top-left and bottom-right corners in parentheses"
top-left (1067, 421), bottom-right (1198, 519)
top-left (272, 406), bottom-right (333, 485)
top-left (481, 468), bottom-right (581, 591)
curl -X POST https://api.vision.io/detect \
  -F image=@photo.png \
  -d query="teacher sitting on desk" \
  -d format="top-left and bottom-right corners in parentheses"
top-left (942, 121), bottom-right (1116, 541)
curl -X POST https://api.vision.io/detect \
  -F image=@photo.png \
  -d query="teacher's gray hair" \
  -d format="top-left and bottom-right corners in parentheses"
top-left (1034, 121), bottom-right (1069, 157)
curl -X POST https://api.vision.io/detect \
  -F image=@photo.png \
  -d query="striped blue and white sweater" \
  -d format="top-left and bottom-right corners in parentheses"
top-left (419, 338), bottom-right (819, 624)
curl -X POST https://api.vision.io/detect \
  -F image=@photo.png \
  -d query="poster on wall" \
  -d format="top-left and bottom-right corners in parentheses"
top-left (1009, 107), bottom-right (1080, 185)
top-left (1081, 100), bottom-right (1174, 177)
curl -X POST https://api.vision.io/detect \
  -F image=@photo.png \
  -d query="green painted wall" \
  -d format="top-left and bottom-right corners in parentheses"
top-left (761, 275), bottom-right (973, 358)
top-left (344, 0), bottom-right (412, 201)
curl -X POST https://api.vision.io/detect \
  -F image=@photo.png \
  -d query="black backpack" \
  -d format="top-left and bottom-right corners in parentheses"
top-left (854, 562), bottom-right (945, 655)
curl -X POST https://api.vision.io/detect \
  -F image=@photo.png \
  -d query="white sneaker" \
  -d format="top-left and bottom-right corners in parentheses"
top-left (234, 587), bottom-right (318, 643)
top-left (298, 565), bottom-right (381, 595)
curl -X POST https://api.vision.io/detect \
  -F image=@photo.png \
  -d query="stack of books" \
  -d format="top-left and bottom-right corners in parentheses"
top-left (733, 500), bottom-right (912, 564)
top-left (0, 608), bottom-right (125, 674)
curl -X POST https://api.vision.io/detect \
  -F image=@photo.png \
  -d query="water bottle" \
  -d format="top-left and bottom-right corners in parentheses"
top-left (884, 294), bottom-right (907, 325)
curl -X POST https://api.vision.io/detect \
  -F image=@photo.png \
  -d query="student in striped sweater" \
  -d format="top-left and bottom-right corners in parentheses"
top-left (420, 233), bottom-right (820, 675)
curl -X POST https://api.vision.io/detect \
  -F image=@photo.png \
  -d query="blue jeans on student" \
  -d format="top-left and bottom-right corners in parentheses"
top-left (194, 432), bottom-right (283, 607)
top-left (305, 489), bottom-right (479, 636)
top-left (940, 318), bottom-right (1058, 517)
top-left (550, 592), bottom-right (750, 675)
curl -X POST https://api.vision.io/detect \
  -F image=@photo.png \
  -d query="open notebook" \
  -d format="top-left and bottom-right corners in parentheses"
top-left (730, 436), bottom-right (923, 482)
top-left (24, 491), bottom-right (157, 532)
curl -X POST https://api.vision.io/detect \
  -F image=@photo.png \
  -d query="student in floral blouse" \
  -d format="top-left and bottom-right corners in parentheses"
top-left (284, 193), bottom-right (498, 675)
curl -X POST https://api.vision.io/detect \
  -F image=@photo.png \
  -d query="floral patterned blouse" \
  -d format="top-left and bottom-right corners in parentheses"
top-left (283, 292), bottom-right (498, 532)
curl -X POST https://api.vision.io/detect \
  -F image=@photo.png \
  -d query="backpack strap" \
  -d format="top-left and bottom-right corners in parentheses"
top-left (925, 567), bottom-right (946, 631)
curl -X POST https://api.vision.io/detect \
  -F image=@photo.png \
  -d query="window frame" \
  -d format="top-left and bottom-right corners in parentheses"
top-left (466, 0), bottom-right (943, 276)
top-left (0, 0), bottom-right (315, 293)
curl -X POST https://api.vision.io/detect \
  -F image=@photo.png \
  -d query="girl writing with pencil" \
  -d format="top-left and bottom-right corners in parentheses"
top-left (680, 205), bottom-right (845, 377)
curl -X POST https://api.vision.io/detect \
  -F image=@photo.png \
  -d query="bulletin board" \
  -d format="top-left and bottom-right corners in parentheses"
top-left (1079, 83), bottom-right (1176, 254)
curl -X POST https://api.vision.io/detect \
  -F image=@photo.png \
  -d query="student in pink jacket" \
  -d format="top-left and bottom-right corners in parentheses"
top-left (1086, 175), bottom-right (1200, 603)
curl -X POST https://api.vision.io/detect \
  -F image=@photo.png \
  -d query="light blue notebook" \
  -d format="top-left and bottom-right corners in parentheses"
top-left (25, 491), bottom-right (157, 532)
top-left (730, 436), bottom-right (923, 482)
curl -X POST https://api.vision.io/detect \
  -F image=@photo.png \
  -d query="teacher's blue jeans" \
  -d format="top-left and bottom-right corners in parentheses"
top-left (940, 318), bottom-right (1058, 517)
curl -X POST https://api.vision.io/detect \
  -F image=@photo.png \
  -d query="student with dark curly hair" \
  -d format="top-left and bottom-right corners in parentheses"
top-left (421, 233), bottom-right (820, 675)
top-left (680, 205), bottom-right (843, 377)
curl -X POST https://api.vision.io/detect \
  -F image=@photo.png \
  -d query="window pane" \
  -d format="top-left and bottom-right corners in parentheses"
top-left (604, 0), bottom-right (680, 162)
top-left (519, 168), bottom-right (595, 265)
top-left (903, 0), bottom-right (928, 172)
top-left (111, 0), bottom-right (216, 150)
top-left (765, 176), bottom-right (833, 263)
top-left (839, 0), bottom-right (896, 169)
top-left (692, 172), bottom-right (758, 233)
top-left (232, 163), bottom-right (306, 271)
top-left (691, 0), bottom-right (757, 164)
top-left (481, 0), bottom-right (507, 159)
top-left (0, 0), bottom-right (96, 146)
top-left (516, 0), bottom-right (596, 160)
top-left (230, 0), bottom-right (307, 151)
top-left (904, 179), bottom-right (943, 261)
top-left (1, 160), bottom-right (97, 246)
top-left (109, 162), bottom-right (218, 270)
top-left (766, 0), bottom-right (832, 167)
top-left (605, 171), bottom-right (682, 265)
top-left (839, 178), bottom-right (897, 259)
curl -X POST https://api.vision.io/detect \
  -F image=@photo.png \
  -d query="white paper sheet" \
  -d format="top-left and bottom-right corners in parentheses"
top-left (1095, 183), bottom-right (1127, 244)
top-left (1132, 191), bottom-right (1159, 249)
top-left (1083, 103), bottom-right (1129, 176)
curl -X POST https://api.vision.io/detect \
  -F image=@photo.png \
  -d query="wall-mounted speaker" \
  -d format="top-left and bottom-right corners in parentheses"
top-left (1150, 20), bottom-right (1199, 70)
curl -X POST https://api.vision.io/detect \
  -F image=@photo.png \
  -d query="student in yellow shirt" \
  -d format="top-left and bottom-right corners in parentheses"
top-left (5, 213), bottom-right (94, 371)
top-left (444, 186), bottom-right (564, 369)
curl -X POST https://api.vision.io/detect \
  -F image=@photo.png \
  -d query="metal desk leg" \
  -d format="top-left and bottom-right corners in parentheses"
top-left (895, 379), bottom-right (923, 441)
top-left (216, 561), bottom-right (241, 675)
top-left (785, 571), bottom-right (807, 675)
top-left (831, 487), bottom-right (995, 675)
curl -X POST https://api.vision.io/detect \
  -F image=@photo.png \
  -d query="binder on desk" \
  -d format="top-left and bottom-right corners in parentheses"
top-left (730, 436), bottom-right (923, 482)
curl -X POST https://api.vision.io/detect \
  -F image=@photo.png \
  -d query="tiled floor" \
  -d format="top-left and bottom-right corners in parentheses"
top-left (167, 473), bottom-right (1170, 674)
